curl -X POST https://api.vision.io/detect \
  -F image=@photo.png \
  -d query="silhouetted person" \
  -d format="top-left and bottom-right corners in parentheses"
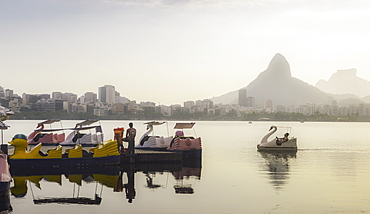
top-left (124, 123), bottom-right (136, 155)
top-left (124, 171), bottom-right (136, 203)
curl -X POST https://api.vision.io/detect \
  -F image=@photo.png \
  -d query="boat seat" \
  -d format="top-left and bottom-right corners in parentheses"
top-left (74, 133), bottom-right (93, 145)
top-left (56, 133), bottom-right (65, 143)
top-left (91, 133), bottom-right (104, 144)
top-left (59, 131), bottom-right (76, 145)
top-left (72, 133), bottom-right (85, 143)
top-left (46, 145), bottom-right (63, 158)
top-left (39, 133), bottom-right (58, 144)
top-left (66, 144), bottom-right (83, 158)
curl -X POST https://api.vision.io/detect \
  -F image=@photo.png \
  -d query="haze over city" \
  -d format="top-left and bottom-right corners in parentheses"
top-left (2, 0), bottom-right (370, 105)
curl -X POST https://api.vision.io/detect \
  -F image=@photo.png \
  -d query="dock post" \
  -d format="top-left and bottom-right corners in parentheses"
top-left (1, 127), bottom-right (8, 155)
top-left (0, 144), bottom-right (7, 155)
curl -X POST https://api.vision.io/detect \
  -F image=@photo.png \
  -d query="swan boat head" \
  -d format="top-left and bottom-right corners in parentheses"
top-left (261, 126), bottom-right (277, 144)
top-left (138, 123), bottom-right (156, 146)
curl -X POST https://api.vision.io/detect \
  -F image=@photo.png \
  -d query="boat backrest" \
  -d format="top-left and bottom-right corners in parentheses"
top-left (91, 133), bottom-right (104, 144)
top-left (74, 133), bottom-right (92, 145)
top-left (57, 133), bottom-right (65, 143)
top-left (39, 133), bottom-right (56, 144)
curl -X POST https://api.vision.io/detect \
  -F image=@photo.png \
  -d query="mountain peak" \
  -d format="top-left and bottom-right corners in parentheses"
top-left (211, 53), bottom-right (330, 106)
top-left (265, 53), bottom-right (291, 79)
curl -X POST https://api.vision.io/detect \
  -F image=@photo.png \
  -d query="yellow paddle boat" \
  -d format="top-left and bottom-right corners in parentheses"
top-left (8, 134), bottom-right (120, 168)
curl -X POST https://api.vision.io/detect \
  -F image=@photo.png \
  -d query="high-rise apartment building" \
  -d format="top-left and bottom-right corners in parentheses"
top-left (0, 86), bottom-right (4, 98)
top-left (84, 92), bottom-right (97, 103)
top-left (52, 92), bottom-right (63, 100)
top-left (98, 85), bottom-right (115, 104)
top-left (5, 89), bottom-right (13, 98)
top-left (247, 96), bottom-right (255, 108)
top-left (238, 89), bottom-right (247, 107)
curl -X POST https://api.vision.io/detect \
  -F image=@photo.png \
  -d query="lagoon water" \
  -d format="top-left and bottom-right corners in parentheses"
top-left (2, 120), bottom-right (370, 214)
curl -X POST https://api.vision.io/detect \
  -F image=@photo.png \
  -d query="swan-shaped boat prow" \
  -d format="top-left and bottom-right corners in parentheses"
top-left (257, 125), bottom-right (297, 151)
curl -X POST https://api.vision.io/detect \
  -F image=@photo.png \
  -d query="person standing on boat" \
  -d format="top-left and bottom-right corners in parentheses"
top-left (124, 122), bottom-right (136, 155)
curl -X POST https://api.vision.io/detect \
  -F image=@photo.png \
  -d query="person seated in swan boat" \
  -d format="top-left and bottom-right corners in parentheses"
top-left (276, 133), bottom-right (289, 146)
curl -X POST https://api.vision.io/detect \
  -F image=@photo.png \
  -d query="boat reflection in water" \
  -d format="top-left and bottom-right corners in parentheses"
top-left (258, 151), bottom-right (296, 191)
top-left (173, 167), bottom-right (201, 194)
top-left (0, 150), bottom-right (12, 213)
top-left (141, 165), bottom-right (201, 195)
top-left (10, 166), bottom-right (121, 205)
top-left (9, 159), bottom-right (202, 207)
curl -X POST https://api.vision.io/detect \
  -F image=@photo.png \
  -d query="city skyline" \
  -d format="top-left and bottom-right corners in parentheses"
top-left (3, 82), bottom-right (370, 121)
top-left (2, 0), bottom-right (370, 105)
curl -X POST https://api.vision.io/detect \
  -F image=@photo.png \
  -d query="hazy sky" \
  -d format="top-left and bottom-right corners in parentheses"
top-left (1, 0), bottom-right (370, 105)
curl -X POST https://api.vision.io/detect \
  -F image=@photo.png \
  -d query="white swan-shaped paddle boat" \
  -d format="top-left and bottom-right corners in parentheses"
top-left (257, 125), bottom-right (297, 151)
top-left (136, 122), bottom-right (173, 149)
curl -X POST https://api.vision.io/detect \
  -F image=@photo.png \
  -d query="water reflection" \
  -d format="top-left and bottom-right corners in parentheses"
top-left (10, 166), bottom-right (120, 205)
top-left (0, 182), bottom-right (12, 213)
top-left (173, 167), bottom-right (201, 194)
top-left (259, 151), bottom-right (296, 191)
top-left (9, 160), bottom-right (202, 209)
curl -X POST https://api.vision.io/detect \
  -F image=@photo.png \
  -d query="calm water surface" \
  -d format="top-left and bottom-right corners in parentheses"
top-left (2, 120), bottom-right (370, 214)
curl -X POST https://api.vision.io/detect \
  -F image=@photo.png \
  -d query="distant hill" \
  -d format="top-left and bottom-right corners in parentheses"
top-left (362, 95), bottom-right (370, 103)
top-left (337, 98), bottom-right (364, 106)
top-left (316, 69), bottom-right (370, 98)
top-left (211, 90), bottom-right (238, 105)
top-left (211, 53), bottom-right (330, 106)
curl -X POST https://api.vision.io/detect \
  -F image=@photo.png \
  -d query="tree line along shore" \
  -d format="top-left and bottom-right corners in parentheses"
top-left (8, 110), bottom-right (370, 122)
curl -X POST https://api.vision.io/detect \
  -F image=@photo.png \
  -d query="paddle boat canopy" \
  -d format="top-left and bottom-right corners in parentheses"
top-left (28, 120), bottom-right (104, 146)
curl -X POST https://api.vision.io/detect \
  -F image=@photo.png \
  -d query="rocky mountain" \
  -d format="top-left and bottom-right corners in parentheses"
top-left (315, 69), bottom-right (370, 98)
top-left (211, 53), bottom-right (331, 106)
